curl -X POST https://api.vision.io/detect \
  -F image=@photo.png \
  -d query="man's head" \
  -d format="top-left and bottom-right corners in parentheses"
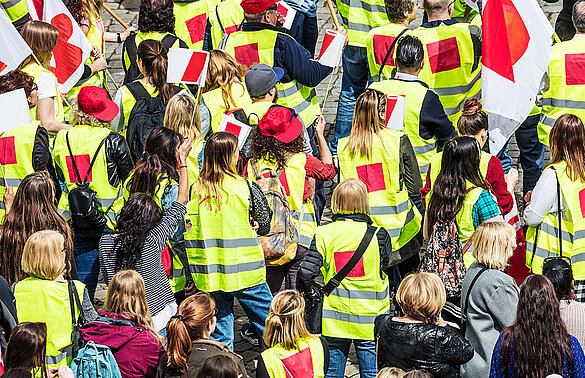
top-left (396, 35), bottom-right (425, 75)
top-left (423, 0), bottom-right (453, 20)
top-left (245, 64), bottom-right (284, 102)
top-left (0, 70), bottom-right (38, 108)
top-left (241, 0), bottom-right (279, 25)
top-left (573, 0), bottom-right (585, 34)
top-left (383, 0), bottom-right (418, 24)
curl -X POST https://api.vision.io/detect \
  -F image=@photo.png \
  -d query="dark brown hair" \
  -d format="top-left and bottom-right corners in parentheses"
top-left (499, 275), bottom-right (573, 377)
top-left (138, 0), bottom-right (175, 33)
top-left (549, 113), bottom-right (585, 183)
top-left (4, 322), bottom-right (47, 378)
top-left (384, 0), bottom-right (416, 22)
top-left (0, 172), bottom-right (73, 284)
top-left (195, 355), bottom-right (239, 378)
top-left (249, 127), bottom-right (304, 171)
top-left (136, 39), bottom-right (175, 105)
top-left (0, 70), bottom-right (36, 97)
top-left (457, 98), bottom-right (488, 137)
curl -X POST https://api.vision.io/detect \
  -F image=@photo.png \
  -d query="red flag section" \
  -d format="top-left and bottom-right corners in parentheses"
top-left (356, 163), bottom-right (386, 193)
top-left (234, 43), bottom-right (260, 68)
top-left (185, 13), bottom-right (207, 45)
top-left (0, 61), bottom-right (7, 75)
top-left (318, 30), bottom-right (335, 60)
top-left (0, 136), bottom-right (17, 165)
top-left (372, 35), bottom-right (397, 66)
top-left (385, 94), bottom-right (404, 125)
top-left (181, 51), bottom-right (208, 82)
top-left (66, 155), bottom-right (92, 183)
top-left (50, 13), bottom-right (84, 85)
top-left (276, 2), bottom-right (289, 17)
top-left (427, 37), bottom-right (461, 74)
top-left (565, 53), bottom-right (585, 85)
top-left (334, 250), bottom-right (365, 278)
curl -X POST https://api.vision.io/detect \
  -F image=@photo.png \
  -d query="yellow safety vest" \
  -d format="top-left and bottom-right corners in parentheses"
top-left (187, 137), bottom-right (204, 185)
top-left (247, 153), bottom-right (318, 248)
top-left (338, 129), bottom-right (422, 250)
top-left (452, 0), bottom-right (478, 22)
top-left (365, 24), bottom-right (408, 81)
top-left (174, 0), bottom-right (220, 49)
top-left (53, 125), bottom-right (123, 224)
top-left (1, 0), bottom-right (29, 26)
top-left (537, 38), bottom-right (585, 146)
top-left (370, 78), bottom-right (441, 178)
top-left (21, 63), bottom-right (65, 123)
top-left (224, 29), bottom-right (320, 128)
top-left (14, 277), bottom-right (85, 369)
top-left (260, 337), bottom-right (325, 378)
top-left (316, 220), bottom-right (390, 340)
top-left (201, 83), bottom-right (252, 132)
top-left (184, 175), bottom-right (266, 292)
top-left (241, 101), bottom-right (272, 126)
top-left (207, 0), bottom-right (243, 49)
top-left (122, 31), bottom-right (185, 73)
top-left (411, 23), bottom-right (481, 124)
top-left (526, 163), bottom-right (585, 280)
top-left (427, 149), bottom-right (491, 188)
top-left (0, 121), bottom-right (39, 223)
top-left (336, 0), bottom-right (390, 47)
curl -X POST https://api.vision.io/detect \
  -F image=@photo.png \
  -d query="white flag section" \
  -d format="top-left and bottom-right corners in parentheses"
top-left (0, 12), bottom-right (32, 76)
top-left (167, 49), bottom-right (210, 86)
top-left (317, 29), bottom-right (345, 68)
top-left (0, 89), bottom-right (33, 133)
top-left (464, 0), bottom-right (479, 12)
top-left (385, 94), bottom-right (405, 131)
top-left (277, 1), bottom-right (296, 31)
top-left (218, 115), bottom-right (252, 149)
top-left (43, 0), bottom-right (92, 94)
top-left (482, 0), bottom-right (553, 153)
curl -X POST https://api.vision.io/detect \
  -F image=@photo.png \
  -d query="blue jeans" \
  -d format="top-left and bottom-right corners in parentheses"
top-left (515, 114), bottom-right (545, 195)
top-left (210, 282), bottom-right (273, 350)
top-left (74, 226), bottom-right (110, 300)
top-left (324, 337), bottom-right (377, 378)
top-left (330, 45), bottom-right (370, 154)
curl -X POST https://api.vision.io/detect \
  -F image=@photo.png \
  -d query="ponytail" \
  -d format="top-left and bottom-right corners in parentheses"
top-left (136, 39), bottom-right (175, 105)
top-left (263, 290), bottom-right (312, 350)
top-left (166, 315), bottom-right (193, 372)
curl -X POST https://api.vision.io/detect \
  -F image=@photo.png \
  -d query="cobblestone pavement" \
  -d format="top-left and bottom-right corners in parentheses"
top-left (97, 1), bottom-right (561, 376)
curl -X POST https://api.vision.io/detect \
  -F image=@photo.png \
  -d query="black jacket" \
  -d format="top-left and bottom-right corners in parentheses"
top-left (30, 124), bottom-right (62, 200)
top-left (375, 316), bottom-right (474, 377)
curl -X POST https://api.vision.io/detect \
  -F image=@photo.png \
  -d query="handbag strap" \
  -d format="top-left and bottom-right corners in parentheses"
top-left (323, 225), bottom-right (377, 295)
top-left (461, 266), bottom-right (488, 334)
top-left (377, 28), bottom-right (408, 81)
top-left (67, 280), bottom-right (83, 327)
top-left (66, 132), bottom-right (107, 184)
top-left (555, 167), bottom-right (564, 258)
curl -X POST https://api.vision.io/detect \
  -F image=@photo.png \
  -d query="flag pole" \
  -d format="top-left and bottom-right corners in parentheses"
top-left (105, 69), bottom-right (119, 91)
top-left (325, 0), bottom-right (340, 30)
top-left (103, 4), bottom-right (130, 29)
top-left (196, 85), bottom-right (202, 104)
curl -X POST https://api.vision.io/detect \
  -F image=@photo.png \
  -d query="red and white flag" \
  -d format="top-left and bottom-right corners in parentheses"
top-left (317, 29), bottom-right (344, 68)
top-left (167, 48), bottom-right (209, 86)
top-left (277, 1), bottom-right (296, 30)
top-left (218, 114), bottom-right (252, 149)
top-left (482, 0), bottom-right (553, 153)
top-left (385, 94), bottom-right (405, 131)
top-left (0, 12), bottom-right (32, 76)
top-left (42, 0), bottom-right (92, 94)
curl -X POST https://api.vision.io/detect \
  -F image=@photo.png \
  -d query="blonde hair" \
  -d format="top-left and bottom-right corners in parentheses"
top-left (204, 50), bottom-right (248, 111)
top-left (377, 367), bottom-right (406, 378)
top-left (69, 102), bottom-right (111, 128)
top-left (396, 272), bottom-right (446, 321)
top-left (472, 222), bottom-right (515, 271)
top-left (164, 94), bottom-right (203, 140)
top-left (346, 89), bottom-right (386, 159)
top-left (264, 290), bottom-right (313, 350)
top-left (331, 179), bottom-right (370, 215)
top-left (19, 21), bottom-right (60, 69)
top-left (21, 230), bottom-right (65, 280)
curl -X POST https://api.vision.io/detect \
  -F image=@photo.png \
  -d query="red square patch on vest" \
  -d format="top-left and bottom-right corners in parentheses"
top-left (579, 188), bottom-right (585, 218)
top-left (234, 43), bottom-right (260, 68)
top-left (281, 346), bottom-right (314, 378)
top-left (185, 13), bottom-right (207, 45)
top-left (372, 35), bottom-right (397, 66)
top-left (356, 163), bottom-right (386, 192)
top-left (334, 250), bottom-right (365, 278)
top-left (66, 155), bottom-right (92, 183)
top-left (565, 54), bottom-right (585, 85)
top-left (225, 24), bottom-right (239, 35)
top-left (427, 37), bottom-right (461, 74)
top-left (0, 136), bottom-right (17, 165)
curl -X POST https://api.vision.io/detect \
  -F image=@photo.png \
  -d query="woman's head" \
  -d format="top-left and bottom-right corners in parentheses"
top-left (115, 193), bottom-right (163, 270)
top-left (138, 0), bottom-right (175, 33)
top-left (164, 94), bottom-right (203, 141)
top-left (19, 21), bottom-right (59, 68)
top-left (472, 222), bottom-right (515, 271)
top-left (457, 98), bottom-right (488, 145)
top-left (377, 367), bottom-right (405, 378)
top-left (195, 355), bottom-right (239, 378)
top-left (71, 86), bottom-right (119, 127)
top-left (21, 230), bottom-right (65, 280)
top-left (543, 258), bottom-right (574, 300)
top-left (383, 0), bottom-right (418, 23)
top-left (4, 322), bottom-right (47, 378)
top-left (0, 70), bottom-right (38, 108)
top-left (331, 179), bottom-right (370, 215)
top-left (347, 89), bottom-right (386, 159)
top-left (166, 292), bottom-right (217, 371)
top-left (136, 39), bottom-right (174, 105)
top-left (104, 270), bottom-right (154, 329)
top-left (396, 273), bottom-right (446, 322)
top-left (264, 290), bottom-right (312, 350)
top-left (550, 113), bottom-right (585, 183)
top-left (204, 50), bottom-right (247, 103)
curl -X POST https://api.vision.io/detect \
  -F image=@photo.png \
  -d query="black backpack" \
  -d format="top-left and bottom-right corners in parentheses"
top-left (122, 34), bottom-right (180, 85)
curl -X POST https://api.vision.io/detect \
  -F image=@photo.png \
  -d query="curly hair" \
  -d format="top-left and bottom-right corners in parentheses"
top-left (138, 0), bottom-right (175, 33)
top-left (69, 102), bottom-right (111, 128)
top-left (249, 127), bottom-right (304, 171)
top-left (63, 0), bottom-right (85, 24)
top-left (0, 70), bottom-right (36, 97)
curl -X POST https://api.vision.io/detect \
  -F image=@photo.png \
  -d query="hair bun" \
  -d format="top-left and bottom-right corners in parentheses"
top-left (461, 98), bottom-right (482, 116)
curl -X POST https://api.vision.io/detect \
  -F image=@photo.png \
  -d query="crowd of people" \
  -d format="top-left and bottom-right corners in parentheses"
top-left (0, 0), bottom-right (585, 375)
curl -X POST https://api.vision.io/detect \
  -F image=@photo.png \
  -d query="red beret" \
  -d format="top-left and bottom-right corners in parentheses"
top-left (241, 0), bottom-right (277, 14)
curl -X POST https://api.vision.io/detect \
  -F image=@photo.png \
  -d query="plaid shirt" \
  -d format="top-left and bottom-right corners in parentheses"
top-left (472, 189), bottom-right (500, 228)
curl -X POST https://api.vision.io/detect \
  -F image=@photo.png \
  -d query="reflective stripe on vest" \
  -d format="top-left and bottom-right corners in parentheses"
top-left (208, 0), bottom-right (244, 48)
top-left (370, 79), bottom-right (441, 179)
top-left (339, 129), bottom-right (422, 250)
top-left (1, 0), bottom-right (28, 23)
top-left (537, 38), bottom-right (585, 146)
top-left (316, 221), bottom-right (390, 340)
top-left (185, 175), bottom-right (266, 292)
top-left (202, 84), bottom-right (252, 132)
top-left (260, 337), bottom-right (325, 378)
top-left (21, 63), bottom-right (65, 122)
top-left (526, 162), bottom-right (585, 279)
top-left (224, 29), bottom-right (320, 127)
top-left (336, 0), bottom-right (390, 47)
top-left (174, 0), bottom-right (220, 49)
top-left (14, 278), bottom-right (85, 369)
top-left (411, 23), bottom-right (481, 124)
top-left (365, 24), bottom-right (408, 81)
